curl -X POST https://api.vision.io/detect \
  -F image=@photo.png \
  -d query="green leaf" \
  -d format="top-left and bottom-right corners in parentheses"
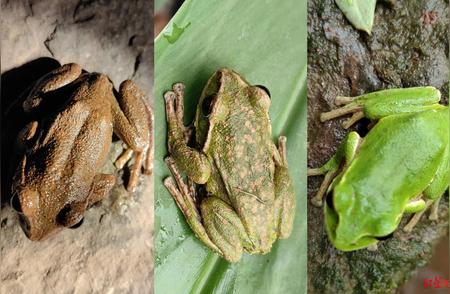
top-left (335, 0), bottom-right (377, 34)
top-left (154, 1), bottom-right (307, 293)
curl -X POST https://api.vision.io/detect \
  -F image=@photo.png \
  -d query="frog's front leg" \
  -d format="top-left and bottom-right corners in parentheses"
top-left (111, 80), bottom-right (153, 191)
top-left (308, 132), bottom-right (361, 206)
top-left (321, 87), bottom-right (441, 129)
top-left (164, 157), bottom-right (249, 262)
top-left (272, 136), bottom-right (296, 238)
top-left (164, 84), bottom-right (211, 184)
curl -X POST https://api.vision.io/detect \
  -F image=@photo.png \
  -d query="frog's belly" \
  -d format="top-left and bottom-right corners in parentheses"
top-left (334, 109), bottom-right (448, 240)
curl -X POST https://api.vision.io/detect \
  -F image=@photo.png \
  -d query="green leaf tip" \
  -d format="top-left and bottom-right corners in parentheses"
top-left (163, 22), bottom-right (191, 44)
top-left (335, 0), bottom-right (376, 34)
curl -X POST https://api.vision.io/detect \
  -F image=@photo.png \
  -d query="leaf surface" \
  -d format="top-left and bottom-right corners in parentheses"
top-left (154, 1), bottom-right (307, 293)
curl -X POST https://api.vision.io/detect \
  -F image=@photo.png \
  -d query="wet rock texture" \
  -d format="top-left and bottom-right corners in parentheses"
top-left (1, 0), bottom-right (153, 293)
top-left (308, 0), bottom-right (448, 293)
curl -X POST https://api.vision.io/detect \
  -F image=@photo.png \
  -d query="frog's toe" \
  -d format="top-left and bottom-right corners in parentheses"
top-left (172, 82), bottom-right (185, 95)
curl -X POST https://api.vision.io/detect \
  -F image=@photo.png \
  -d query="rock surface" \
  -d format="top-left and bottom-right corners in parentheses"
top-left (1, 1), bottom-right (154, 293)
top-left (308, 0), bottom-right (449, 293)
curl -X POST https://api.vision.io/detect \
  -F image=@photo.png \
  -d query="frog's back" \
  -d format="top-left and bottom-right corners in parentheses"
top-left (334, 107), bottom-right (448, 240)
top-left (22, 74), bottom-right (114, 205)
top-left (204, 96), bottom-right (277, 252)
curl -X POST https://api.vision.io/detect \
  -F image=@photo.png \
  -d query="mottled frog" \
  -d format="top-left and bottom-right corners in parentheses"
top-left (163, 69), bottom-right (296, 262)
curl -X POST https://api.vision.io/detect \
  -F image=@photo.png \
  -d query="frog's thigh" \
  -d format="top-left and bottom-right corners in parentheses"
top-left (273, 136), bottom-right (295, 238)
top-left (112, 80), bottom-right (151, 151)
top-left (404, 199), bottom-right (427, 213)
top-left (424, 146), bottom-right (449, 220)
top-left (112, 80), bottom-right (153, 190)
top-left (88, 174), bottom-right (116, 205)
top-left (24, 63), bottom-right (82, 113)
top-left (274, 165), bottom-right (295, 238)
top-left (424, 146), bottom-right (449, 201)
top-left (201, 197), bottom-right (251, 262)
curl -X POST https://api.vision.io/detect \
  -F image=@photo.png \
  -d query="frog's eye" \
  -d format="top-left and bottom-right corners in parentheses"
top-left (10, 193), bottom-right (23, 214)
top-left (56, 203), bottom-right (84, 228)
top-left (202, 94), bottom-right (216, 117)
top-left (375, 233), bottom-right (394, 241)
top-left (255, 85), bottom-right (271, 98)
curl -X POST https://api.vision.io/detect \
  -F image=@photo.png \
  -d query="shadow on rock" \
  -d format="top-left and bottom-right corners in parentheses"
top-left (1, 57), bottom-right (61, 208)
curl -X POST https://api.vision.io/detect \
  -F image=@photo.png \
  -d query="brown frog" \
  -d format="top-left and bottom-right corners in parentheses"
top-left (11, 63), bottom-right (153, 240)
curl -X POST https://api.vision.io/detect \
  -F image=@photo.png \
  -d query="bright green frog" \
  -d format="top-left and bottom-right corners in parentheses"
top-left (163, 69), bottom-right (296, 262)
top-left (308, 87), bottom-right (448, 251)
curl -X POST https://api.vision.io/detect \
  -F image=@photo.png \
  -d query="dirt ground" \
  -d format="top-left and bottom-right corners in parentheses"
top-left (0, 1), bottom-right (154, 293)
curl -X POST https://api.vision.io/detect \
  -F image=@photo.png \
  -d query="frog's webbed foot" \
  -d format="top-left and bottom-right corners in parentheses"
top-left (112, 80), bottom-right (153, 192)
top-left (164, 83), bottom-right (193, 143)
top-left (273, 136), bottom-right (296, 238)
top-left (164, 83), bottom-right (188, 146)
top-left (23, 63), bottom-right (82, 113)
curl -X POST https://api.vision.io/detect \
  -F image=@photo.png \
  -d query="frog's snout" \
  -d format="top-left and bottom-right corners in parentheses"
top-left (17, 213), bottom-right (47, 241)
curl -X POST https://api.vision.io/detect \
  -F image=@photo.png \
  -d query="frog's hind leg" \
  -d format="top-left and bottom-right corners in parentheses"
top-left (200, 197), bottom-right (253, 262)
top-left (112, 80), bottom-right (153, 191)
top-left (163, 157), bottom-right (224, 256)
top-left (23, 63), bottom-right (82, 113)
top-left (320, 96), bottom-right (364, 129)
top-left (321, 87), bottom-right (442, 129)
top-left (273, 136), bottom-right (296, 238)
top-left (425, 146), bottom-right (448, 221)
top-left (403, 199), bottom-right (433, 232)
top-left (404, 147), bottom-right (449, 231)
top-left (308, 132), bottom-right (361, 206)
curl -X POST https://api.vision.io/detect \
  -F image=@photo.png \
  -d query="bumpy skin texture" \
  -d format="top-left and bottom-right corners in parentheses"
top-left (164, 69), bottom-right (296, 262)
top-left (12, 63), bottom-right (153, 241)
top-left (309, 87), bottom-right (449, 251)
